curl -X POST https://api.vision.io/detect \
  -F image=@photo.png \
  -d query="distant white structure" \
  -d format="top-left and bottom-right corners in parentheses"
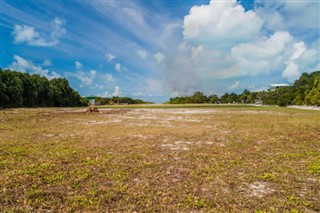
top-left (269, 83), bottom-right (290, 91)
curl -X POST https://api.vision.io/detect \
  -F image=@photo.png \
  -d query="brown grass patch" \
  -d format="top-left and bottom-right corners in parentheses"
top-left (0, 106), bottom-right (319, 212)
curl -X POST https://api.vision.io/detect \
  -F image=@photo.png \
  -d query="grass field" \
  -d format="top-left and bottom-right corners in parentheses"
top-left (0, 105), bottom-right (319, 212)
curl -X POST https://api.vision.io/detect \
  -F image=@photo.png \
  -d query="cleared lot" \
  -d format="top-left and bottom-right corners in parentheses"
top-left (0, 106), bottom-right (319, 212)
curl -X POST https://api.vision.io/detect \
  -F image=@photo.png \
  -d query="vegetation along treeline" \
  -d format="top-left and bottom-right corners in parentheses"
top-left (0, 68), bottom-right (85, 108)
top-left (169, 71), bottom-right (320, 106)
top-left (89, 96), bottom-right (151, 105)
top-left (0, 68), bottom-right (149, 108)
top-left (1, 68), bottom-right (319, 108)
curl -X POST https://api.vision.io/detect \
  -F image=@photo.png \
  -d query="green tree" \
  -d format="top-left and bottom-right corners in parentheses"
top-left (208, 94), bottom-right (218, 103)
top-left (49, 78), bottom-right (81, 107)
top-left (31, 74), bottom-right (51, 106)
top-left (293, 71), bottom-right (320, 105)
top-left (1, 70), bottom-right (24, 107)
top-left (192, 91), bottom-right (207, 103)
top-left (304, 76), bottom-right (320, 106)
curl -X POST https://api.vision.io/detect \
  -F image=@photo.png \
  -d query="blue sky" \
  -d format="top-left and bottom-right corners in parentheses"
top-left (1, 0), bottom-right (319, 103)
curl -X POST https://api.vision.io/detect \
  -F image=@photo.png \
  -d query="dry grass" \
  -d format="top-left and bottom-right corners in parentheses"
top-left (0, 105), bottom-right (319, 212)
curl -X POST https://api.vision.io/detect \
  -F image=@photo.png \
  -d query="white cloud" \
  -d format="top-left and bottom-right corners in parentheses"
top-left (183, 0), bottom-right (263, 47)
top-left (299, 40), bottom-right (320, 72)
top-left (51, 17), bottom-right (66, 38)
top-left (232, 31), bottom-right (293, 61)
top-left (9, 55), bottom-right (60, 79)
top-left (113, 86), bottom-right (122, 96)
top-left (159, 0), bottom-right (320, 96)
top-left (69, 70), bottom-right (96, 86)
top-left (282, 62), bottom-right (300, 82)
top-left (114, 63), bottom-right (129, 73)
top-left (282, 41), bottom-right (307, 82)
top-left (290, 42), bottom-right (306, 61)
top-left (159, 0), bottom-right (267, 94)
top-left (115, 63), bottom-right (121, 72)
top-left (229, 81), bottom-right (240, 90)
top-left (105, 73), bottom-right (115, 82)
top-left (137, 49), bottom-right (147, 59)
top-left (75, 61), bottom-right (83, 70)
top-left (12, 17), bottom-right (66, 47)
top-left (154, 52), bottom-right (165, 63)
top-left (228, 31), bottom-right (293, 77)
top-left (12, 25), bottom-right (39, 44)
top-left (106, 53), bottom-right (116, 62)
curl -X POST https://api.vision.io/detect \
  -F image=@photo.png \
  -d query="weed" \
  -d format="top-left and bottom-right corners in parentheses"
top-left (258, 173), bottom-right (277, 181)
top-left (308, 162), bottom-right (320, 175)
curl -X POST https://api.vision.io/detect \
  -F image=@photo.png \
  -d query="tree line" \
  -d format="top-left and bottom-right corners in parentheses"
top-left (0, 68), bottom-right (85, 108)
top-left (87, 96), bottom-right (151, 105)
top-left (1, 68), bottom-right (319, 108)
top-left (0, 68), bottom-right (151, 108)
top-left (169, 71), bottom-right (320, 106)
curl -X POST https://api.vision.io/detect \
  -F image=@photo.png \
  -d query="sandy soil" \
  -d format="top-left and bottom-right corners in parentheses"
top-left (288, 105), bottom-right (320, 111)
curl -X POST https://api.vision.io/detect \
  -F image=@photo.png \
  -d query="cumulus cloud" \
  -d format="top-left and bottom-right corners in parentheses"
top-left (8, 55), bottom-right (60, 79)
top-left (290, 42), bottom-right (306, 61)
top-left (137, 49), bottom-right (147, 59)
top-left (228, 31), bottom-right (293, 77)
top-left (158, 0), bottom-right (320, 96)
top-left (113, 86), bottom-right (122, 96)
top-left (298, 40), bottom-right (320, 72)
top-left (160, 0), bottom-right (267, 94)
top-left (282, 42), bottom-right (307, 82)
top-left (12, 17), bottom-right (66, 47)
top-left (106, 53), bottom-right (116, 62)
top-left (154, 52), bottom-right (165, 63)
top-left (105, 73), bottom-right (115, 82)
top-left (282, 62), bottom-right (300, 82)
top-left (183, 0), bottom-right (263, 47)
top-left (12, 25), bottom-right (39, 44)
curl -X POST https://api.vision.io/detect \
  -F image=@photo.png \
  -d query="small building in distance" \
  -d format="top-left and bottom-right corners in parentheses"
top-left (269, 83), bottom-right (290, 91)
top-left (85, 96), bottom-right (100, 106)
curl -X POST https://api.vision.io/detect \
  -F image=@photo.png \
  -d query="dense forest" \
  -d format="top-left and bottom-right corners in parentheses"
top-left (0, 68), bottom-right (150, 108)
top-left (169, 71), bottom-right (320, 106)
top-left (0, 68), bottom-right (85, 108)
